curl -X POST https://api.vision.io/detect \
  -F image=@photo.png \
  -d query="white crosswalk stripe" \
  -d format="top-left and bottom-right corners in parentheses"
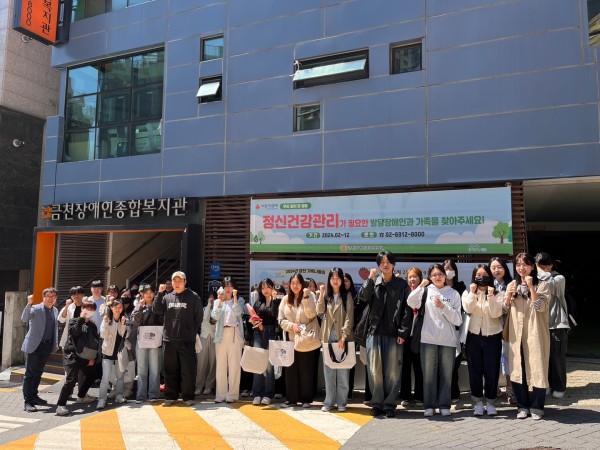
top-left (117, 404), bottom-right (179, 449)
top-left (33, 420), bottom-right (80, 450)
top-left (0, 415), bottom-right (40, 434)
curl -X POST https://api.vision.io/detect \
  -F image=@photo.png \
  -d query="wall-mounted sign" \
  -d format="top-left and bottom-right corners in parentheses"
top-left (13, 0), bottom-right (70, 45)
top-left (250, 187), bottom-right (513, 254)
top-left (41, 197), bottom-right (189, 221)
top-left (209, 262), bottom-right (221, 280)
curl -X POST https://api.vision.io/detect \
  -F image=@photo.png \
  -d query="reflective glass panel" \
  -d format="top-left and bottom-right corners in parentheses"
top-left (97, 125), bottom-right (129, 159)
top-left (68, 66), bottom-right (101, 96)
top-left (132, 85), bottom-right (163, 120)
top-left (99, 57), bottom-right (132, 91)
top-left (65, 130), bottom-right (96, 161)
top-left (66, 95), bottom-right (97, 129)
top-left (98, 91), bottom-right (131, 125)
top-left (132, 52), bottom-right (164, 86)
top-left (131, 121), bottom-right (161, 155)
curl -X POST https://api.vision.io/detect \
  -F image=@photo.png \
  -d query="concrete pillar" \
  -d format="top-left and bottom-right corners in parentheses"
top-left (1, 292), bottom-right (27, 370)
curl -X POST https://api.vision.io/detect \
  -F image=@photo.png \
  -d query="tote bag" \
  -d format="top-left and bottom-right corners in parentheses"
top-left (138, 325), bottom-right (163, 349)
top-left (323, 341), bottom-right (356, 370)
top-left (240, 345), bottom-right (270, 374)
top-left (269, 334), bottom-right (295, 367)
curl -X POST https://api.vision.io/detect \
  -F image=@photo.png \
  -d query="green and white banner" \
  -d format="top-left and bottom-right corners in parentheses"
top-left (250, 187), bottom-right (513, 254)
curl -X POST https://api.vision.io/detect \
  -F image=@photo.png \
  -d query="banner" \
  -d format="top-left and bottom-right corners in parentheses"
top-left (250, 187), bottom-right (512, 254)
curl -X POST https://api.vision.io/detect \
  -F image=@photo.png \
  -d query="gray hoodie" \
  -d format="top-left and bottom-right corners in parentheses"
top-left (538, 270), bottom-right (570, 329)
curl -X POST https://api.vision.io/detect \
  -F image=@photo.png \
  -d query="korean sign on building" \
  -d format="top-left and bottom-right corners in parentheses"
top-left (13, 0), bottom-right (65, 45)
top-left (42, 197), bottom-right (188, 221)
top-left (250, 187), bottom-right (513, 254)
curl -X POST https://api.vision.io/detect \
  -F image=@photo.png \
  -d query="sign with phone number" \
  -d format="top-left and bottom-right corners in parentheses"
top-left (250, 187), bottom-right (513, 254)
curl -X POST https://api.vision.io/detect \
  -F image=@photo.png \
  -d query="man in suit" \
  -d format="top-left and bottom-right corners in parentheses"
top-left (21, 288), bottom-right (59, 412)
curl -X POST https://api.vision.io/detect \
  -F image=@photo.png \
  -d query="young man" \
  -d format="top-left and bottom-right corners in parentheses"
top-left (89, 280), bottom-right (105, 326)
top-left (154, 271), bottom-right (203, 406)
top-left (58, 286), bottom-right (86, 348)
top-left (21, 288), bottom-right (59, 412)
top-left (359, 251), bottom-right (412, 418)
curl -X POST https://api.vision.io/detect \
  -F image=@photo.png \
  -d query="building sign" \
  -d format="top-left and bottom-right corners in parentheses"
top-left (250, 187), bottom-right (513, 254)
top-left (42, 197), bottom-right (188, 221)
top-left (13, 0), bottom-right (68, 45)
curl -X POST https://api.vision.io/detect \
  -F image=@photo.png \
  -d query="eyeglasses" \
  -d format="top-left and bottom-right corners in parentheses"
top-left (430, 273), bottom-right (445, 278)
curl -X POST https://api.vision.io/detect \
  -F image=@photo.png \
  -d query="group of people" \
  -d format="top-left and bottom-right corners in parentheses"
top-left (20, 250), bottom-right (570, 422)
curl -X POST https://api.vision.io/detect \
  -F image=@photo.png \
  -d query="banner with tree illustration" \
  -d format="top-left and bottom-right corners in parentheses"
top-left (250, 187), bottom-right (513, 254)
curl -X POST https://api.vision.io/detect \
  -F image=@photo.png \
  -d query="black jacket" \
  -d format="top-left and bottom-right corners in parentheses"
top-left (358, 275), bottom-right (412, 340)
top-left (63, 317), bottom-right (99, 365)
top-left (153, 288), bottom-right (203, 342)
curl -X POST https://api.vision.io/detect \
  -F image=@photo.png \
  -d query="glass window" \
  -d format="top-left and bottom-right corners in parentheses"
top-left (71, 0), bottom-right (154, 22)
top-left (391, 42), bottom-right (422, 75)
top-left (197, 76), bottom-right (222, 103)
top-left (294, 104), bottom-right (320, 132)
top-left (293, 50), bottom-right (369, 89)
top-left (63, 49), bottom-right (164, 162)
top-left (589, 1), bottom-right (600, 45)
top-left (202, 35), bottom-right (224, 61)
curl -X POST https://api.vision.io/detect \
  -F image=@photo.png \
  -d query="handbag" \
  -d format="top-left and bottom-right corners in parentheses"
top-left (502, 307), bottom-right (511, 342)
top-left (410, 287), bottom-right (428, 354)
top-left (241, 345), bottom-right (270, 374)
top-left (323, 341), bottom-right (356, 370)
top-left (269, 333), bottom-right (295, 367)
top-left (137, 325), bottom-right (163, 349)
top-left (293, 302), bottom-right (322, 352)
top-left (353, 303), bottom-right (370, 348)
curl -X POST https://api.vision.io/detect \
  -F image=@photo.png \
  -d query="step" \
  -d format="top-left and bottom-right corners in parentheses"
top-left (10, 369), bottom-right (63, 386)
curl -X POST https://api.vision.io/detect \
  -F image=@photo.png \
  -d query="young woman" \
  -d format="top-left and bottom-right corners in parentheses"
top-left (196, 293), bottom-right (217, 396)
top-left (55, 301), bottom-right (99, 416)
top-left (400, 267), bottom-right (424, 406)
top-left (504, 253), bottom-right (550, 420)
top-left (462, 264), bottom-right (503, 416)
top-left (278, 272), bottom-right (319, 408)
top-left (408, 264), bottom-right (462, 417)
top-left (317, 268), bottom-right (354, 412)
top-left (98, 300), bottom-right (128, 409)
top-left (490, 256), bottom-right (515, 405)
top-left (211, 277), bottom-right (245, 403)
top-left (443, 259), bottom-right (466, 403)
top-left (250, 278), bottom-right (281, 406)
top-left (131, 285), bottom-right (163, 403)
top-left (535, 252), bottom-right (570, 399)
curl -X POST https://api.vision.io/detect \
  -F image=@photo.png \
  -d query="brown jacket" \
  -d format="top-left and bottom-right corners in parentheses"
top-left (317, 293), bottom-right (354, 343)
top-left (507, 281), bottom-right (550, 388)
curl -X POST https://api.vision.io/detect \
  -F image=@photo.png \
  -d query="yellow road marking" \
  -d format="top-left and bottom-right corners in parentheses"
top-left (0, 433), bottom-right (38, 449)
top-left (332, 407), bottom-right (373, 426)
top-left (80, 410), bottom-right (126, 450)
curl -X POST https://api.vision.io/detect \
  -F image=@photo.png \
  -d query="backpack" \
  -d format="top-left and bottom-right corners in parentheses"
top-left (75, 324), bottom-right (100, 361)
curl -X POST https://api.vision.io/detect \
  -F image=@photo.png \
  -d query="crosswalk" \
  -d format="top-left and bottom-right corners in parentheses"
top-left (0, 402), bottom-right (371, 449)
top-left (0, 415), bottom-right (40, 436)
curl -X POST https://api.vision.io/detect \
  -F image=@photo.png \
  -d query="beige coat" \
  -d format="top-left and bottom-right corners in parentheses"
top-left (507, 281), bottom-right (550, 388)
top-left (462, 289), bottom-right (503, 336)
top-left (278, 289), bottom-right (317, 340)
top-left (317, 293), bottom-right (354, 343)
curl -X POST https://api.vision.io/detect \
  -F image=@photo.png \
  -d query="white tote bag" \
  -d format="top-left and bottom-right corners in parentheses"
top-left (323, 341), bottom-right (356, 370)
top-left (137, 325), bottom-right (164, 349)
top-left (269, 334), bottom-right (295, 367)
top-left (240, 345), bottom-right (270, 374)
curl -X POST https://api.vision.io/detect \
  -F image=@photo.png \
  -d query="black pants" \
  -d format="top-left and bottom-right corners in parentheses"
top-left (285, 349), bottom-right (318, 404)
top-left (512, 346), bottom-right (546, 415)
top-left (549, 328), bottom-right (568, 392)
top-left (57, 358), bottom-right (95, 406)
top-left (163, 341), bottom-right (197, 401)
top-left (465, 332), bottom-right (502, 401)
top-left (399, 336), bottom-right (423, 402)
top-left (23, 340), bottom-right (53, 403)
top-left (451, 351), bottom-right (463, 400)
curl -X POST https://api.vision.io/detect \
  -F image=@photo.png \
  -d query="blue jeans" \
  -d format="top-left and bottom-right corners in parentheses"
top-left (421, 343), bottom-right (455, 410)
top-left (99, 358), bottom-right (124, 402)
top-left (366, 334), bottom-right (402, 411)
top-left (323, 356), bottom-right (350, 408)
top-left (136, 345), bottom-right (162, 401)
top-left (252, 326), bottom-right (276, 399)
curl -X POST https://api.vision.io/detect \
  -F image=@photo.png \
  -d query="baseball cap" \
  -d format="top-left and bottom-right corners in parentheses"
top-left (172, 271), bottom-right (186, 280)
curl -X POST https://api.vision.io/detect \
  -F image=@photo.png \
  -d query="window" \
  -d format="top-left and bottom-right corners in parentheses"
top-left (202, 35), bottom-right (224, 61)
top-left (294, 104), bottom-right (320, 132)
top-left (197, 76), bottom-right (222, 103)
top-left (64, 49), bottom-right (164, 162)
top-left (390, 42), bottom-right (422, 74)
top-left (71, 0), bottom-right (153, 22)
top-left (589, 1), bottom-right (600, 45)
top-left (293, 50), bottom-right (369, 89)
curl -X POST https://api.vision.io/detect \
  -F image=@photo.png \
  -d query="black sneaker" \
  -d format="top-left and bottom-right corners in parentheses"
top-left (33, 396), bottom-right (48, 405)
top-left (370, 407), bottom-right (383, 416)
top-left (24, 403), bottom-right (37, 412)
top-left (385, 409), bottom-right (395, 418)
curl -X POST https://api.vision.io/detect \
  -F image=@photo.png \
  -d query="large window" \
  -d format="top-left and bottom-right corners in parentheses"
top-left (293, 50), bottom-right (369, 89)
top-left (390, 41), bottom-right (422, 74)
top-left (64, 50), bottom-right (164, 162)
top-left (71, 0), bottom-right (153, 22)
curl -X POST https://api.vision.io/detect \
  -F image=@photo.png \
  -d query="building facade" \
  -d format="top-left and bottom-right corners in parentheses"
top-left (34, 0), bottom-right (600, 302)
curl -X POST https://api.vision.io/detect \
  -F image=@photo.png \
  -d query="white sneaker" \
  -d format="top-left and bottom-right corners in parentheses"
top-left (163, 399), bottom-right (175, 406)
top-left (96, 399), bottom-right (106, 410)
top-left (241, 390), bottom-right (250, 397)
top-left (485, 403), bottom-right (497, 416)
top-left (473, 401), bottom-right (484, 416)
top-left (135, 399), bottom-right (144, 404)
top-left (261, 397), bottom-right (271, 405)
top-left (517, 410), bottom-right (528, 419)
top-left (185, 400), bottom-right (196, 406)
top-left (56, 406), bottom-right (69, 416)
top-left (75, 395), bottom-right (96, 404)
top-left (301, 403), bottom-right (311, 408)
top-left (552, 391), bottom-right (565, 399)
top-left (400, 400), bottom-right (410, 407)
top-left (440, 408), bottom-right (451, 417)
top-left (321, 405), bottom-right (331, 412)
top-left (115, 395), bottom-right (126, 404)
top-left (531, 413), bottom-right (543, 420)
top-left (424, 408), bottom-right (434, 417)
top-left (337, 406), bottom-right (347, 412)
top-left (253, 396), bottom-right (262, 405)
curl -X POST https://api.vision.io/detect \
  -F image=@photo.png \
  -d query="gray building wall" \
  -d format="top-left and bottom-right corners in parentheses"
top-left (42, 0), bottom-right (600, 205)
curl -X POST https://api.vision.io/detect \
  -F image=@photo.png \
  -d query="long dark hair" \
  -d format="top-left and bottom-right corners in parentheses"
top-left (470, 264), bottom-right (495, 291)
top-left (107, 299), bottom-right (123, 324)
top-left (489, 256), bottom-right (513, 285)
top-left (286, 273), bottom-right (305, 305)
top-left (427, 263), bottom-right (447, 286)
top-left (514, 252), bottom-right (539, 286)
top-left (257, 278), bottom-right (275, 304)
top-left (344, 273), bottom-right (358, 299)
top-left (325, 267), bottom-right (348, 313)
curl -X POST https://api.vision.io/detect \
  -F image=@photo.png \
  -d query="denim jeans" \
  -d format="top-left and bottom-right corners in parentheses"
top-left (323, 327), bottom-right (350, 408)
top-left (421, 343), bottom-right (455, 410)
top-left (136, 345), bottom-right (162, 401)
top-left (366, 334), bottom-right (402, 411)
top-left (252, 326), bottom-right (276, 399)
top-left (99, 358), bottom-right (124, 402)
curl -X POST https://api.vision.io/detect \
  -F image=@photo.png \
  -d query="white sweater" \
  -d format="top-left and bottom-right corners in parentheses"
top-left (407, 285), bottom-right (462, 348)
